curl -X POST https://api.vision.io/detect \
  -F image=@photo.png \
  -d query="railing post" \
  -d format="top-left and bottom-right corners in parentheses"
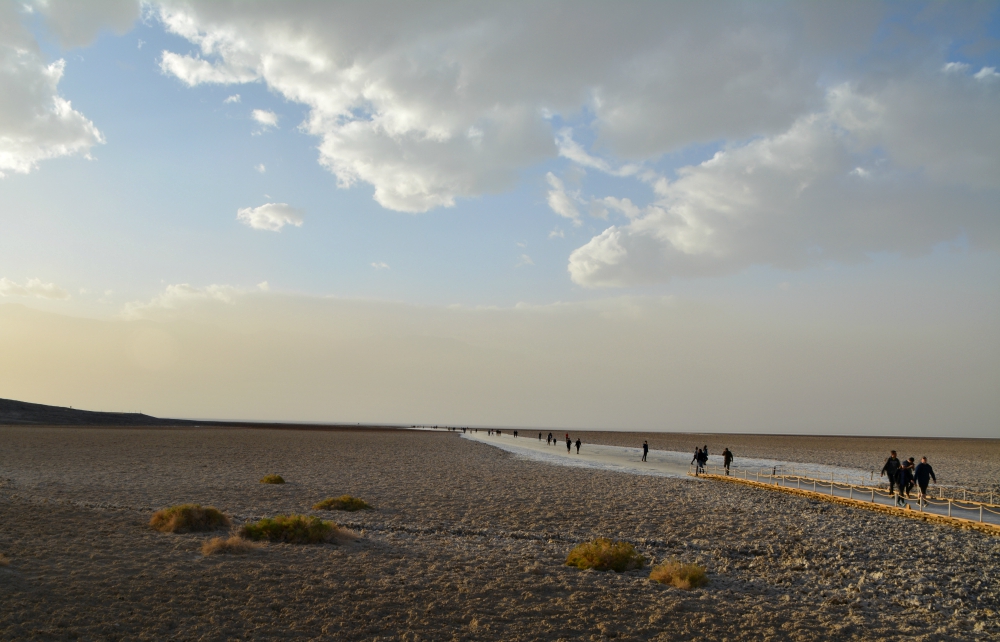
top-left (981, 505), bottom-right (984, 523)
top-left (849, 486), bottom-right (853, 500)
top-left (948, 501), bottom-right (952, 518)
top-left (871, 489), bottom-right (875, 503)
top-left (964, 490), bottom-right (967, 501)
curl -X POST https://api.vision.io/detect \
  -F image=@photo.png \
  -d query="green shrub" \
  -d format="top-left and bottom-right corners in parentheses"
top-left (260, 474), bottom-right (285, 484)
top-left (566, 538), bottom-right (646, 572)
top-left (313, 495), bottom-right (372, 511)
top-left (649, 559), bottom-right (708, 589)
top-left (239, 515), bottom-right (339, 544)
top-left (150, 504), bottom-right (230, 533)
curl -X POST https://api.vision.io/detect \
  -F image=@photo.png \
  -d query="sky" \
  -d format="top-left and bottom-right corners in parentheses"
top-left (1, 1), bottom-right (998, 436)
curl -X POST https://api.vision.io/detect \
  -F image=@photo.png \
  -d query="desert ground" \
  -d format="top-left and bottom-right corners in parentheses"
top-left (0, 426), bottom-right (998, 641)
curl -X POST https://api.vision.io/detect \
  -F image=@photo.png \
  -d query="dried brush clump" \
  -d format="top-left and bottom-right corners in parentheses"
top-left (149, 504), bottom-right (230, 533)
top-left (313, 495), bottom-right (373, 511)
top-left (649, 559), bottom-right (709, 589)
top-left (201, 535), bottom-right (261, 556)
top-left (566, 538), bottom-right (646, 572)
top-left (0, 553), bottom-right (10, 567)
top-left (260, 474), bottom-right (285, 484)
top-left (239, 514), bottom-right (344, 544)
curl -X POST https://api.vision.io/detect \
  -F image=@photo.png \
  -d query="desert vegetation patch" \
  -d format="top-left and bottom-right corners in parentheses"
top-left (260, 474), bottom-right (285, 484)
top-left (239, 514), bottom-right (344, 544)
top-left (313, 495), bottom-right (372, 511)
top-left (149, 504), bottom-right (230, 533)
top-left (566, 538), bottom-right (646, 572)
top-left (201, 535), bottom-right (262, 556)
top-left (0, 553), bottom-right (10, 567)
top-left (649, 559), bottom-right (708, 589)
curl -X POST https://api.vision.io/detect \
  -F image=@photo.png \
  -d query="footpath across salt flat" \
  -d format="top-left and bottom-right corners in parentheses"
top-left (460, 430), bottom-right (871, 482)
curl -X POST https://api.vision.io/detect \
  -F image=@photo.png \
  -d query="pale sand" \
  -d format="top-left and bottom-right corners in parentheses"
top-left (1, 426), bottom-right (998, 641)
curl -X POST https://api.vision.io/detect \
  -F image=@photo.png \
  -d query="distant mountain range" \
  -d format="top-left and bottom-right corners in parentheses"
top-left (0, 397), bottom-right (190, 426)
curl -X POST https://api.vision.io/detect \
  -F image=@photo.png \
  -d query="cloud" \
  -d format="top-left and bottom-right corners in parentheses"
top-left (0, 3), bottom-right (106, 177)
top-left (30, 0), bottom-right (140, 48)
top-left (0, 277), bottom-right (70, 299)
top-left (251, 109), bottom-right (278, 128)
top-left (224, 93), bottom-right (240, 103)
top-left (516, 254), bottom-right (534, 267)
top-left (236, 203), bottom-right (303, 232)
top-left (545, 172), bottom-right (580, 224)
top-left (122, 283), bottom-right (240, 318)
top-left (569, 80), bottom-right (1000, 286)
top-left (548, 228), bottom-right (565, 239)
top-left (151, 2), bottom-right (896, 213)
top-left (255, 163), bottom-right (265, 173)
top-left (371, 262), bottom-right (390, 270)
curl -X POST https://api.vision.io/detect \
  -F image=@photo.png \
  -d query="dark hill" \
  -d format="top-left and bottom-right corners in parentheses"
top-left (0, 398), bottom-right (191, 426)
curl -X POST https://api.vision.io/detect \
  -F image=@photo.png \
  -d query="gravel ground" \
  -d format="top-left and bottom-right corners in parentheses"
top-left (0, 426), bottom-right (997, 641)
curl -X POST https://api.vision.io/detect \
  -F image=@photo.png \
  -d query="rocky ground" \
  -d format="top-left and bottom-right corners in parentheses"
top-left (0, 426), bottom-right (997, 641)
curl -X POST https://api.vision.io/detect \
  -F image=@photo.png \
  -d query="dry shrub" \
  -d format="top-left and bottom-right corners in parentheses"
top-left (649, 559), bottom-right (708, 589)
top-left (149, 504), bottom-right (230, 533)
top-left (239, 514), bottom-right (344, 544)
top-left (566, 538), bottom-right (646, 572)
top-left (0, 553), bottom-right (10, 567)
top-left (201, 535), bottom-right (261, 556)
top-left (313, 495), bottom-right (372, 511)
top-left (260, 474), bottom-right (285, 484)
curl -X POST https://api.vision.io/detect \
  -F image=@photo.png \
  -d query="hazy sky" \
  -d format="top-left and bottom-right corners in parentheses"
top-left (1, 1), bottom-right (998, 435)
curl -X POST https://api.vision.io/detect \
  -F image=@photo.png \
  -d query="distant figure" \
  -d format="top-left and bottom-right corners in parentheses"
top-left (642, 440), bottom-right (648, 462)
top-left (575, 438), bottom-right (581, 454)
top-left (914, 457), bottom-right (937, 500)
top-left (497, 430), bottom-right (502, 437)
top-left (548, 432), bottom-right (553, 445)
top-left (513, 430), bottom-right (518, 438)
top-left (691, 447), bottom-right (700, 466)
top-left (698, 448), bottom-right (708, 474)
top-left (881, 450), bottom-right (901, 495)
top-left (722, 448), bottom-right (733, 475)
top-left (566, 436), bottom-right (571, 453)
top-left (538, 432), bottom-right (542, 441)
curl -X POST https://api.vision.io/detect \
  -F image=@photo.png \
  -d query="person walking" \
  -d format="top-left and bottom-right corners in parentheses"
top-left (914, 457), bottom-right (936, 503)
top-left (698, 448), bottom-right (708, 474)
top-left (895, 459), bottom-right (914, 506)
top-left (538, 432), bottom-right (542, 441)
top-left (881, 451), bottom-right (901, 495)
top-left (722, 448), bottom-right (733, 475)
top-left (691, 447), bottom-right (700, 466)
top-left (566, 436), bottom-right (572, 453)
top-left (575, 438), bottom-right (582, 454)
top-left (642, 440), bottom-right (648, 462)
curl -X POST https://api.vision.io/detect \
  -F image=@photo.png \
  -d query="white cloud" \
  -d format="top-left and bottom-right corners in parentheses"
top-left (516, 254), bottom-right (534, 267)
top-left (224, 93), bottom-right (240, 103)
top-left (251, 108), bottom-right (278, 128)
top-left (255, 163), bottom-right (265, 173)
top-left (942, 62), bottom-right (970, 74)
top-left (545, 172), bottom-right (580, 224)
top-left (151, 2), bottom-right (891, 213)
top-left (0, 277), bottom-right (70, 299)
top-left (0, 3), bottom-right (106, 177)
top-left (548, 228), bottom-right (565, 239)
top-left (974, 67), bottom-right (999, 82)
top-left (122, 283), bottom-right (240, 318)
top-left (236, 203), bottom-right (304, 231)
top-left (371, 262), bottom-right (390, 270)
top-left (30, 0), bottom-right (140, 48)
top-left (568, 81), bottom-right (1000, 286)
top-left (257, 281), bottom-right (269, 291)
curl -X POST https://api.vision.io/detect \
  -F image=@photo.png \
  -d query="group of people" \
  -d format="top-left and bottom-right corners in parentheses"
top-left (880, 450), bottom-right (937, 506)
top-left (542, 432), bottom-right (582, 454)
top-left (690, 445), bottom-right (735, 475)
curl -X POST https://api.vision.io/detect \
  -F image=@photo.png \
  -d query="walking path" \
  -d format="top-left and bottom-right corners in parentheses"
top-left (461, 430), bottom-right (1000, 533)
top-left (460, 430), bottom-right (868, 481)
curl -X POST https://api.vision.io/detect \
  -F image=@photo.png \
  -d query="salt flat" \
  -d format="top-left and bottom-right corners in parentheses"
top-left (1, 426), bottom-right (997, 640)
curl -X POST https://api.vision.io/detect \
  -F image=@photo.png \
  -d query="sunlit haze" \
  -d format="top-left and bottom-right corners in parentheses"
top-left (1, 1), bottom-right (998, 436)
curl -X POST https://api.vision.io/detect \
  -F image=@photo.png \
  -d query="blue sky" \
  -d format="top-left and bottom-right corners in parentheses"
top-left (1, 1), bottom-right (998, 434)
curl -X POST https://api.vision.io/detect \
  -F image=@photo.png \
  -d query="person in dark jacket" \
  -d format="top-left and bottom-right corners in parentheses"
top-left (575, 438), bottom-right (582, 454)
top-left (895, 459), bottom-right (915, 506)
top-left (697, 447), bottom-right (708, 474)
top-left (881, 451), bottom-right (901, 495)
top-left (642, 440), bottom-right (648, 462)
top-left (722, 448), bottom-right (733, 475)
top-left (914, 457), bottom-right (936, 499)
